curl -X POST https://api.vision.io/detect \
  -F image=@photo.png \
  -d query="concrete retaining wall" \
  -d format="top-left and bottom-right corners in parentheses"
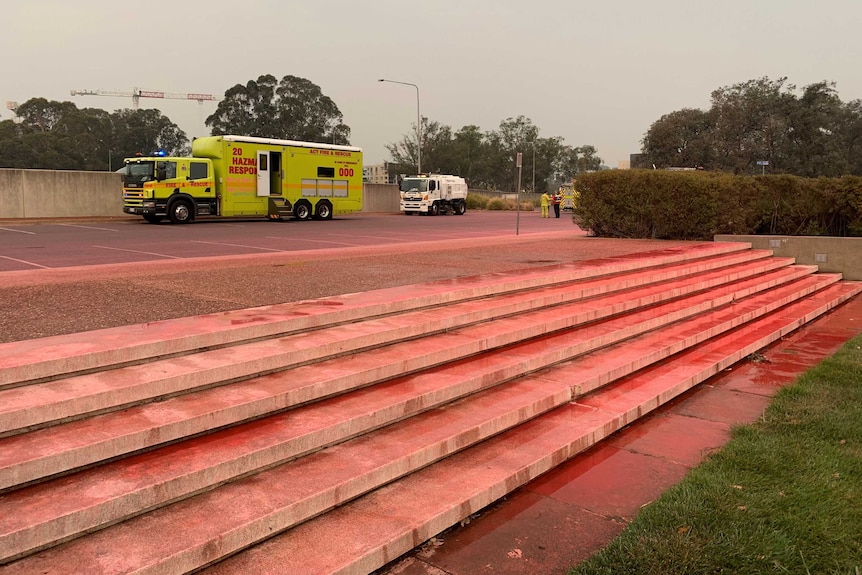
top-left (0, 169), bottom-right (125, 218)
top-left (362, 183), bottom-right (400, 213)
top-left (0, 169), bottom-right (404, 218)
top-left (715, 234), bottom-right (862, 281)
top-left (0, 170), bottom-right (25, 218)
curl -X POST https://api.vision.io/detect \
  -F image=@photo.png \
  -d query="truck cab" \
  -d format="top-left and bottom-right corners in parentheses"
top-left (399, 174), bottom-right (468, 216)
top-left (123, 155), bottom-right (216, 224)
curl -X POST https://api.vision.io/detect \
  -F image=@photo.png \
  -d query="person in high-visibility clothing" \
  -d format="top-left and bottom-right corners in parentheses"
top-left (540, 191), bottom-right (550, 218)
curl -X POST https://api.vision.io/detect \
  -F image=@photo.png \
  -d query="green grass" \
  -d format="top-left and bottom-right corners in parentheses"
top-left (570, 335), bottom-right (862, 575)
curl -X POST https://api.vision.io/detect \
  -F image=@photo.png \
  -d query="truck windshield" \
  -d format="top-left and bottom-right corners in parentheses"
top-left (399, 178), bottom-right (427, 193)
top-left (123, 162), bottom-right (155, 187)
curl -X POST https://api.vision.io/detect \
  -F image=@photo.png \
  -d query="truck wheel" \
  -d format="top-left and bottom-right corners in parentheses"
top-left (428, 202), bottom-right (439, 216)
top-left (168, 200), bottom-right (193, 224)
top-left (294, 201), bottom-right (312, 221)
top-left (314, 201), bottom-right (333, 220)
top-left (143, 215), bottom-right (163, 224)
top-left (454, 201), bottom-right (467, 215)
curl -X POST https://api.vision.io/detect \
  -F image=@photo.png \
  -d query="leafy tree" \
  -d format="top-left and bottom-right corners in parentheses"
top-left (836, 99), bottom-right (862, 176)
top-left (111, 108), bottom-right (189, 160)
top-left (496, 116), bottom-right (539, 152)
top-left (14, 98), bottom-right (78, 132)
top-left (206, 74), bottom-right (351, 144)
top-left (574, 145), bottom-right (603, 173)
top-left (639, 76), bottom-right (862, 177)
top-left (709, 77), bottom-right (795, 174)
top-left (0, 120), bottom-right (28, 168)
top-left (549, 139), bottom-right (577, 185)
top-left (383, 114), bottom-right (603, 191)
top-left (385, 117), bottom-right (453, 175)
top-left (450, 125), bottom-right (486, 186)
top-left (641, 108), bottom-right (714, 169)
top-left (783, 81), bottom-right (845, 177)
top-left (486, 116), bottom-right (539, 192)
top-left (0, 98), bottom-right (188, 170)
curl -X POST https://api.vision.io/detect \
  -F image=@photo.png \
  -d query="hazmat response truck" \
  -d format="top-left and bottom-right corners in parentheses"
top-left (122, 135), bottom-right (363, 224)
top-left (399, 174), bottom-right (468, 216)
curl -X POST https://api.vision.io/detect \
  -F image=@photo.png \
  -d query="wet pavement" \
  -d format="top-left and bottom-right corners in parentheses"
top-left (382, 295), bottom-right (862, 575)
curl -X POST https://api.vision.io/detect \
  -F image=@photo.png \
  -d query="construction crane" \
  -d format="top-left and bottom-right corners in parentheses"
top-left (70, 88), bottom-right (220, 109)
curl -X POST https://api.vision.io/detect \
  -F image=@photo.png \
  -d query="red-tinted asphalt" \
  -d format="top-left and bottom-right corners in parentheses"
top-left (0, 211), bottom-right (583, 271)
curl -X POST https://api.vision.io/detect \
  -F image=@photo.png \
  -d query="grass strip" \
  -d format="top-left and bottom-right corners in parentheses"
top-left (570, 335), bottom-right (862, 575)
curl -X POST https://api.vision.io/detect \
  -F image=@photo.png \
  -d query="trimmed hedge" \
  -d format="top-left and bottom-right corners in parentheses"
top-left (467, 194), bottom-right (534, 211)
top-left (466, 193), bottom-right (490, 210)
top-left (573, 170), bottom-right (862, 240)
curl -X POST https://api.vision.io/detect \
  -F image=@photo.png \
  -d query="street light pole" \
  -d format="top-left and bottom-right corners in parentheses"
top-left (532, 142), bottom-right (535, 194)
top-left (378, 79), bottom-right (421, 174)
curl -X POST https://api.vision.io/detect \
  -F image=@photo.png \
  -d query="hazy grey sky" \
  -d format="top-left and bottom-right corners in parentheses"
top-left (3, 0), bottom-right (861, 167)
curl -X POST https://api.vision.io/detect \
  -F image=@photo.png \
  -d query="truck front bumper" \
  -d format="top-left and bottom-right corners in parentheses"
top-left (124, 206), bottom-right (158, 215)
top-left (400, 200), bottom-right (430, 213)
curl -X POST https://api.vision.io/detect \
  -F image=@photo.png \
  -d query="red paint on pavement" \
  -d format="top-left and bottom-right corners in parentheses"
top-left (392, 492), bottom-right (625, 575)
top-left (607, 412), bottom-right (732, 467)
top-left (393, 294), bottom-right (862, 575)
top-left (525, 445), bottom-right (691, 519)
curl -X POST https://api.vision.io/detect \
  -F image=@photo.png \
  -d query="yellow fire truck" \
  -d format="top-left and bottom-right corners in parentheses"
top-left (122, 135), bottom-right (363, 224)
top-left (559, 181), bottom-right (579, 212)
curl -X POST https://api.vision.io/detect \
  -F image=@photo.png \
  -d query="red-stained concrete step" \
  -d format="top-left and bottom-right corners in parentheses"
top-left (193, 284), bottom-right (861, 575)
top-left (0, 242), bottom-right (752, 387)
top-left (0, 275), bottom-right (846, 564)
top-left (0, 276), bottom-right (859, 568)
top-left (0, 247), bottom-right (771, 401)
top-left (0, 265), bottom-right (818, 490)
top-left (0, 376), bottom-right (577, 572)
top-left (549, 275), bottom-right (850, 399)
top-left (0, 254), bottom-right (793, 437)
top-left (575, 282), bottom-right (862, 417)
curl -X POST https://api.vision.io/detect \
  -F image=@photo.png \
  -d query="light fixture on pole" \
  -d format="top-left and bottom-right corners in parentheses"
top-left (378, 79), bottom-right (421, 174)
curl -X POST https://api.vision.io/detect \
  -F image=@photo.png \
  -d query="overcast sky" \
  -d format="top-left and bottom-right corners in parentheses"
top-left (3, 0), bottom-right (862, 167)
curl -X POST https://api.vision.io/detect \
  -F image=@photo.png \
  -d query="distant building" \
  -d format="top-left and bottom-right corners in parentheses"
top-left (617, 159), bottom-right (631, 170)
top-left (363, 162), bottom-right (394, 184)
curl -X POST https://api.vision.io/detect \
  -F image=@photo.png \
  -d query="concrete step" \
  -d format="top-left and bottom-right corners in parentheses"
top-left (0, 254), bottom-right (795, 438)
top-left (0, 267), bottom-right (831, 561)
top-left (197, 281), bottom-right (862, 575)
top-left (0, 264), bottom-right (816, 490)
top-left (0, 242), bottom-right (752, 387)
top-left (0, 271), bottom-right (848, 566)
top-left (0, 248), bottom-right (774, 431)
top-left (3, 280), bottom-right (857, 575)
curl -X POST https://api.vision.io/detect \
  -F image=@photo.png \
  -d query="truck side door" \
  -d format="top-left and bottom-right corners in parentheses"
top-left (256, 151), bottom-right (270, 197)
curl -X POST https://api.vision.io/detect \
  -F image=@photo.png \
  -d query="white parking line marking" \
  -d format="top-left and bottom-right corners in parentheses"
top-left (326, 233), bottom-right (410, 241)
top-left (265, 237), bottom-right (355, 246)
top-left (191, 240), bottom-right (285, 252)
top-left (59, 224), bottom-right (120, 232)
top-left (92, 245), bottom-right (181, 259)
top-left (0, 255), bottom-right (51, 268)
top-left (0, 227), bottom-right (36, 235)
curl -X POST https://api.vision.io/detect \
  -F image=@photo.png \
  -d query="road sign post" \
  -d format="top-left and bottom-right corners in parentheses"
top-left (515, 152), bottom-right (523, 235)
